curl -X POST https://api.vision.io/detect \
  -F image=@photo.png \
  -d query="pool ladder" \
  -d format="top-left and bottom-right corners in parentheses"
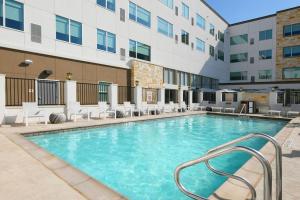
top-left (174, 133), bottom-right (282, 200)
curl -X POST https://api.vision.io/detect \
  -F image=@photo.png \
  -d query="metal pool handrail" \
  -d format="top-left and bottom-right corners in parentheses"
top-left (206, 133), bottom-right (282, 200)
top-left (174, 146), bottom-right (272, 200)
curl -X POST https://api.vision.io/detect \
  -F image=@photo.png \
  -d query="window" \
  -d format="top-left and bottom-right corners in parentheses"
top-left (56, 16), bottom-right (69, 42)
top-left (99, 82), bottom-right (110, 102)
top-left (277, 92), bottom-right (284, 104)
top-left (283, 46), bottom-right (300, 58)
top-left (230, 34), bottom-right (248, 45)
top-left (0, 0), bottom-right (3, 26)
top-left (129, 39), bottom-right (151, 61)
top-left (209, 45), bottom-right (214, 57)
top-left (259, 49), bottom-right (272, 60)
top-left (196, 14), bottom-right (205, 30)
top-left (209, 24), bottom-right (215, 36)
top-left (179, 72), bottom-right (188, 86)
top-left (283, 23), bottom-right (300, 37)
top-left (218, 31), bottom-right (224, 42)
top-left (70, 20), bottom-right (82, 45)
top-left (203, 92), bottom-right (216, 103)
top-left (164, 68), bottom-right (175, 84)
top-left (259, 29), bottom-right (272, 40)
top-left (97, 29), bottom-right (116, 53)
top-left (283, 67), bottom-right (300, 79)
top-left (181, 30), bottom-right (189, 45)
top-left (218, 50), bottom-right (224, 61)
top-left (258, 70), bottom-right (272, 80)
top-left (56, 16), bottom-right (82, 45)
top-left (196, 38), bottom-right (205, 52)
top-left (159, 0), bottom-right (173, 9)
top-left (182, 3), bottom-right (189, 19)
top-left (97, 0), bottom-right (115, 12)
top-left (230, 53), bottom-right (248, 63)
top-left (230, 71), bottom-right (247, 81)
top-left (4, 0), bottom-right (24, 31)
top-left (129, 2), bottom-right (151, 28)
top-left (157, 17), bottom-right (173, 38)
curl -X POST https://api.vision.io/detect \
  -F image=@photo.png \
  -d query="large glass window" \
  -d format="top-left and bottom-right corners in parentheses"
top-left (97, 29), bottom-right (116, 53)
top-left (284, 23), bottom-right (300, 37)
top-left (56, 16), bottom-right (69, 42)
top-left (230, 53), bottom-right (248, 63)
top-left (159, 0), bottom-right (173, 9)
top-left (209, 45), bottom-right (214, 57)
top-left (56, 16), bottom-right (82, 45)
top-left (97, 0), bottom-right (115, 12)
top-left (129, 39), bottom-right (151, 61)
top-left (259, 49), bottom-right (272, 60)
top-left (182, 3), bottom-right (189, 19)
top-left (230, 71), bottom-right (247, 81)
top-left (230, 34), bottom-right (248, 45)
top-left (164, 68), bottom-right (175, 84)
top-left (196, 14), bottom-right (205, 30)
top-left (5, 0), bottom-right (24, 31)
top-left (218, 50), bottom-right (224, 61)
top-left (209, 23), bottom-right (215, 36)
top-left (181, 30), bottom-right (189, 45)
top-left (283, 67), bottom-right (300, 79)
top-left (259, 29), bottom-right (272, 40)
top-left (196, 38), bottom-right (205, 52)
top-left (218, 31), bottom-right (224, 42)
top-left (129, 2), bottom-right (151, 28)
top-left (283, 46), bottom-right (300, 58)
top-left (0, 0), bottom-right (3, 26)
top-left (157, 17), bottom-right (173, 38)
top-left (258, 70), bottom-right (272, 80)
top-left (178, 72), bottom-right (188, 86)
top-left (70, 20), bottom-right (82, 45)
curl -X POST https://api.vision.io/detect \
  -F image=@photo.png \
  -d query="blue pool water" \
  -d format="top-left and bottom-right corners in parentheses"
top-left (28, 115), bottom-right (286, 200)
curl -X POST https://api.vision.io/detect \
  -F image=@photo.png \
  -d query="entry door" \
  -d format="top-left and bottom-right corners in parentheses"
top-left (37, 80), bottom-right (59, 105)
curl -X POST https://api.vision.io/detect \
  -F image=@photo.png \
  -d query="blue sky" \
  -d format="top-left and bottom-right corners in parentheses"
top-left (205, 0), bottom-right (300, 24)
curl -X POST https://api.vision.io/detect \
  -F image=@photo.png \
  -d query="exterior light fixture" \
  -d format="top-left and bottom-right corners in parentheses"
top-left (66, 72), bottom-right (73, 80)
top-left (135, 80), bottom-right (139, 86)
top-left (239, 87), bottom-right (243, 92)
top-left (24, 59), bottom-right (33, 65)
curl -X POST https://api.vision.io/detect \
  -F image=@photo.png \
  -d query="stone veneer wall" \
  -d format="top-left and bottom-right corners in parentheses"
top-left (276, 7), bottom-right (300, 81)
top-left (131, 60), bottom-right (163, 88)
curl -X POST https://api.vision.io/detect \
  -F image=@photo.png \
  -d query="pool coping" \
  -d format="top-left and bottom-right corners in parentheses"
top-left (0, 111), bottom-right (293, 200)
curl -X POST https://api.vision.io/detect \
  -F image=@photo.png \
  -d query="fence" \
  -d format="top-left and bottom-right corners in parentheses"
top-left (118, 86), bottom-right (134, 104)
top-left (5, 77), bottom-right (36, 106)
top-left (37, 80), bottom-right (65, 105)
top-left (77, 82), bottom-right (109, 105)
top-left (142, 88), bottom-right (159, 104)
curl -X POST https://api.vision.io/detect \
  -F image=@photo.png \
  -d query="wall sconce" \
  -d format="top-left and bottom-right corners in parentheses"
top-left (24, 59), bottom-right (33, 65)
top-left (239, 87), bottom-right (243, 92)
top-left (66, 72), bottom-right (73, 80)
top-left (135, 80), bottom-right (139, 86)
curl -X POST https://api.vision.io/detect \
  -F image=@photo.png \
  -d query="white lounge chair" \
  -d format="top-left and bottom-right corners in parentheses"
top-left (268, 110), bottom-right (281, 117)
top-left (157, 101), bottom-right (165, 113)
top-left (224, 107), bottom-right (235, 113)
top-left (287, 111), bottom-right (299, 118)
top-left (97, 102), bottom-right (116, 119)
top-left (122, 101), bottom-right (133, 117)
top-left (67, 102), bottom-right (90, 122)
top-left (179, 101), bottom-right (188, 112)
top-left (22, 102), bottom-right (48, 126)
top-left (164, 101), bottom-right (178, 113)
top-left (211, 106), bottom-right (222, 112)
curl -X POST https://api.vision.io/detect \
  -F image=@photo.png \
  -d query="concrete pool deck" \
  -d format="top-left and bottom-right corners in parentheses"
top-left (0, 111), bottom-right (299, 200)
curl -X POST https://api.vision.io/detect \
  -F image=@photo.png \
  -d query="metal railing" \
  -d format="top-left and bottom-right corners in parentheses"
top-left (5, 77), bottom-right (36, 106)
top-left (118, 86), bottom-right (134, 104)
top-left (174, 133), bottom-right (282, 200)
top-left (37, 80), bottom-right (65, 105)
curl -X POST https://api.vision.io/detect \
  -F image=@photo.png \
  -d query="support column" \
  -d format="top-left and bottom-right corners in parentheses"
top-left (158, 87), bottom-right (165, 104)
top-left (109, 84), bottom-right (118, 109)
top-left (178, 87), bottom-right (184, 103)
top-left (0, 74), bottom-right (5, 124)
top-left (269, 91), bottom-right (277, 106)
top-left (134, 86), bottom-right (142, 109)
top-left (65, 80), bottom-right (77, 117)
top-left (188, 90), bottom-right (193, 107)
top-left (215, 90), bottom-right (222, 105)
top-left (199, 91), bottom-right (203, 103)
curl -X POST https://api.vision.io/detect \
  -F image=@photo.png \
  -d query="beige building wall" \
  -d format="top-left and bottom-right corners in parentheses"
top-left (276, 7), bottom-right (300, 81)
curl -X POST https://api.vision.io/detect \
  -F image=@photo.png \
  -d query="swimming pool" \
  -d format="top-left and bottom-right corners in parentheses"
top-left (28, 115), bottom-right (286, 200)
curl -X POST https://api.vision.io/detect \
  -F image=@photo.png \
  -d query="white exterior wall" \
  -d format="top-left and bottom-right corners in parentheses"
top-left (0, 0), bottom-right (229, 82)
top-left (228, 16), bottom-right (277, 83)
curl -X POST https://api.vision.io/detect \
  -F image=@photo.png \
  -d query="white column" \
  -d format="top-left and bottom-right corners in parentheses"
top-left (134, 86), bottom-right (142, 109)
top-left (199, 91), bottom-right (203, 103)
top-left (109, 84), bottom-right (118, 109)
top-left (188, 90), bottom-right (193, 106)
top-left (269, 92), bottom-right (277, 106)
top-left (158, 87), bottom-right (165, 104)
top-left (215, 90), bottom-right (222, 105)
top-left (0, 74), bottom-right (5, 124)
top-left (65, 80), bottom-right (77, 118)
top-left (178, 87), bottom-right (184, 103)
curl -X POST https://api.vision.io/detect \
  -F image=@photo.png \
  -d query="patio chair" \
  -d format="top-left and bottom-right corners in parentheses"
top-left (268, 105), bottom-right (282, 117)
top-left (179, 101), bottom-right (188, 112)
top-left (164, 101), bottom-right (178, 113)
top-left (122, 101), bottom-right (133, 117)
top-left (67, 102), bottom-right (90, 122)
top-left (22, 102), bottom-right (48, 126)
top-left (157, 101), bottom-right (165, 113)
top-left (97, 102), bottom-right (116, 119)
